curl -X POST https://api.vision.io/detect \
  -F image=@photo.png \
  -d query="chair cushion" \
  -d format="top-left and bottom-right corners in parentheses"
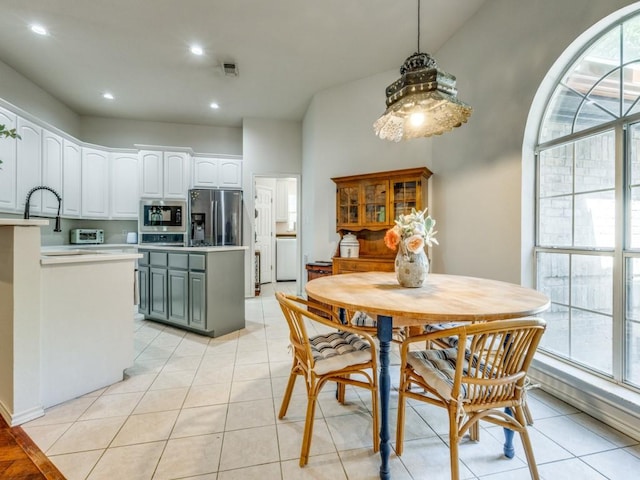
top-left (351, 311), bottom-right (376, 328)
top-left (423, 323), bottom-right (463, 347)
top-left (309, 331), bottom-right (372, 375)
top-left (407, 348), bottom-right (468, 400)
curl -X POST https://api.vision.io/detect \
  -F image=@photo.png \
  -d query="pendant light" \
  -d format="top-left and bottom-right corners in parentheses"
top-left (373, 0), bottom-right (472, 141)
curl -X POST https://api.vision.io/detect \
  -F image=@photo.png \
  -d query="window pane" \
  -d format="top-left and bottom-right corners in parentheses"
top-left (571, 254), bottom-right (613, 314)
top-left (539, 145), bottom-right (573, 197)
top-left (628, 123), bottom-right (640, 185)
top-left (574, 191), bottom-right (615, 248)
top-left (625, 320), bottom-right (640, 387)
top-left (625, 257), bottom-right (640, 386)
top-left (575, 131), bottom-right (615, 193)
top-left (623, 63), bottom-right (640, 116)
top-left (537, 252), bottom-right (569, 304)
top-left (571, 308), bottom-right (612, 375)
top-left (539, 303), bottom-right (570, 356)
top-left (623, 17), bottom-right (640, 63)
top-left (539, 196), bottom-right (572, 247)
top-left (629, 187), bottom-right (640, 249)
top-left (625, 257), bottom-right (640, 321)
top-left (574, 100), bottom-right (617, 133)
top-left (539, 86), bottom-right (582, 143)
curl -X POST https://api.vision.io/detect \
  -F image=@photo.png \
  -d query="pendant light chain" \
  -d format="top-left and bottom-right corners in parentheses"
top-left (417, 0), bottom-right (421, 53)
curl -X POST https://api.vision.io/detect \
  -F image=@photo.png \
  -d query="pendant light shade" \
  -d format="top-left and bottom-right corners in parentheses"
top-left (373, 2), bottom-right (472, 141)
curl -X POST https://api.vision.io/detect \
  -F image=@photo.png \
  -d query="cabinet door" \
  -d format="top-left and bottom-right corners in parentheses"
top-left (139, 150), bottom-right (163, 198)
top-left (62, 139), bottom-right (82, 217)
top-left (336, 182), bottom-right (360, 228)
top-left (0, 107), bottom-right (17, 211)
top-left (150, 267), bottom-right (168, 320)
top-left (16, 118), bottom-right (42, 214)
top-left (41, 130), bottom-right (64, 216)
top-left (192, 157), bottom-right (218, 188)
top-left (168, 269), bottom-right (189, 325)
top-left (189, 271), bottom-right (206, 329)
top-left (163, 151), bottom-right (189, 199)
top-left (391, 177), bottom-right (422, 220)
top-left (138, 266), bottom-right (150, 315)
top-left (81, 147), bottom-right (109, 218)
top-left (361, 179), bottom-right (389, 227)
top-left (110, 152), bottom-right (139, 218)
top-left (218, 159), bottom-right (242, 188)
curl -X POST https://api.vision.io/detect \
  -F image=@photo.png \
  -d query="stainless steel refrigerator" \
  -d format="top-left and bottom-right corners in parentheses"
top-left (188, 189), bottom-right (243, 246)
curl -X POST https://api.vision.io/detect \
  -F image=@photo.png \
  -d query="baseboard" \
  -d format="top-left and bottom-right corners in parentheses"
top-left (530, 353), bottom-right (640, 442)
top-left (0, 400), bottom-right (45, 427)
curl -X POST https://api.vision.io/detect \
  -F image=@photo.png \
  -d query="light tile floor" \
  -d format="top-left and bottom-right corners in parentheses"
top-left (23, 282), bottom-right (640, 480)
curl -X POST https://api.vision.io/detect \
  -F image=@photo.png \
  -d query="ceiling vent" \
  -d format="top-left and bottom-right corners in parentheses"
top-left (222, 62), bottom-right (238, 77)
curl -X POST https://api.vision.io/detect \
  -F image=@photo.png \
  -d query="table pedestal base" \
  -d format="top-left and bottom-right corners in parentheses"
top-left (377, 315), bottom-right (393, 480)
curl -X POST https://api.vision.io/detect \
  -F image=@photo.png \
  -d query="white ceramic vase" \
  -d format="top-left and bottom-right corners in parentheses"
top-left (395, 248), bottom-right (429, 288)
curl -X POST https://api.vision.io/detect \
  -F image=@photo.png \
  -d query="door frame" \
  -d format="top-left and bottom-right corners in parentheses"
top-left (251, 173), bottom-right (301, 296)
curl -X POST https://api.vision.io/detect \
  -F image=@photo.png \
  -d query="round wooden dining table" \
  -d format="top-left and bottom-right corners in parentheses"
top-left (305, 271), bottom-right (550, 480)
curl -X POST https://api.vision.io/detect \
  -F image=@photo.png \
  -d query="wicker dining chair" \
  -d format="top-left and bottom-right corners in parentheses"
top-left (275, 292), bottom-right (379, 467)
top-left (396, 318), bottom-right (547, 480)
top-left (423, 321), bottom-right (538, 426)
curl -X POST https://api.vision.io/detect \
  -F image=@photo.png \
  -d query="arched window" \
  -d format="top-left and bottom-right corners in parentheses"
top-left (536, 12), bottom-right (640, 388)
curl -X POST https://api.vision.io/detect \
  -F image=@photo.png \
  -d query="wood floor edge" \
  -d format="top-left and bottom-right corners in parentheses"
top-left (11, 426), bottom-right (66, 480)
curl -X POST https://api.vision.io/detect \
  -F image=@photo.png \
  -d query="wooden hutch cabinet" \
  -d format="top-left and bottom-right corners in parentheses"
top-left (332, 167), bottom-right (432, 274)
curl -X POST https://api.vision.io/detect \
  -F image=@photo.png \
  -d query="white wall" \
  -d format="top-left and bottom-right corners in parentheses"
top-left (0, 60), bottom-right (80, 137)
top-left (429, 0), bottom-right (638, 284)
top-left (79, 116), bottom-right (242, 154)
top-left (301, 72), bottom-right (433, 267)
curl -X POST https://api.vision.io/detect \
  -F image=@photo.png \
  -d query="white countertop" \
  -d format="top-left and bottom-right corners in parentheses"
top-left (139, 245), bottom-right (248, 252)
top-left (40, 249), bottom-right (142, 265)
top-left (0, 218), bottom-right (49, 226)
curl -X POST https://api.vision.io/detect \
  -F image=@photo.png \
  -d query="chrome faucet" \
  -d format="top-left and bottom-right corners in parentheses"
top-left (24, 186), bottom-right (62, 232)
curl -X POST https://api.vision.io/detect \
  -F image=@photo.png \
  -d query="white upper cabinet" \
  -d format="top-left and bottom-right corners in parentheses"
top-left (192, 157), bottom-right (219, 188)
top-left (16, 118), bottom-right (42, 214)
top-left (81, 147), bottom-right (109, 218)
top-left (41, 129), bottom-right (64, 216)
top-left (192, 157), bottom-right (242, 189)
top-left (139, 149), bottom-right (189, 199)
top-left (139, 150), bottom-right (163, 198)
top-left (164, 151), bottom-right (190, 199)
top-left (0, 106), bottom-right (17, 211)
top-left (110, 151), bottom-right (139, 218)
top-left (62, 139), bottom-right (82, 217)
top-left (219, 159), bottom-right (242, 188)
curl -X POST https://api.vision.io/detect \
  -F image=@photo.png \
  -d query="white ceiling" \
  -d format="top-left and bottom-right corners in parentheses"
top-left (0, 0), bottom-right (486, 128)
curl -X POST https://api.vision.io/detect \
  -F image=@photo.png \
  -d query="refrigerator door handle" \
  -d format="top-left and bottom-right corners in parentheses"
top-left (212, 200), bottom-right (218, 245)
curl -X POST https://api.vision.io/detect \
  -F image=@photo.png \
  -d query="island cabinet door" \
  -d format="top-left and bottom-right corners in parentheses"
top-left (150, 267), bottom-right (168, 320)
top-left (189, 271), bottom-right (207, 329)
top-left (138, 266), bottom-right (150, 315)
top-left (168, 269), bottom-right (189, 325)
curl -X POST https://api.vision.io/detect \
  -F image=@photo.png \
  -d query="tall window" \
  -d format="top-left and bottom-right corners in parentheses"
top-left (536, 13), bottom-right (640, 388)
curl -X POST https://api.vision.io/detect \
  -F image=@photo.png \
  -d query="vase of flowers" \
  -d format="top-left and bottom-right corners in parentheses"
top-left (384, 207), bottom-right (438, 287)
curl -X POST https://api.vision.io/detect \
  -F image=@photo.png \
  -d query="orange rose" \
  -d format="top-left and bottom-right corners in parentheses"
top-left (405, 234), bottom-right (425, 253)
top-left (384, 227), bottom-right (401, 250)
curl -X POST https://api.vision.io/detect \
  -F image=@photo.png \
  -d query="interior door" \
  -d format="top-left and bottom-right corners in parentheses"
top-left (255, 185), bottom-right (273, 283)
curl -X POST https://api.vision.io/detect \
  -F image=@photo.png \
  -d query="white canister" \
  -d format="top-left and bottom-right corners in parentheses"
top-left (339, 233), bottom-right (360, 258)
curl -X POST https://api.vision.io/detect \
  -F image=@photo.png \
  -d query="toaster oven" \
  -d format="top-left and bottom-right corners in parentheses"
top-left (70, 228), bottom-right (104, 244)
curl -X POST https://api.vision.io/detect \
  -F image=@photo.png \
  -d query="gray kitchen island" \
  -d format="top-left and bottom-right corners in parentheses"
top-left (138, 245), bottom-right (246, 337)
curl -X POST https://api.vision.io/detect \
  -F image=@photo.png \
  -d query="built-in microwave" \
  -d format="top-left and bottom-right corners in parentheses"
top-left (139, 199), bottom-right (187, 233)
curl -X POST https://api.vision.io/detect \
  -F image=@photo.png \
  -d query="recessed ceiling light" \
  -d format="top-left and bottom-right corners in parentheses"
top-left (103, 92), bottom-right (114, 100)
top-left (190, 45), bottom-right (204, 56)
top-left (30, 24), bottom-right (48, 36)
top-left (210, 102), bottom-right (220, 109)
